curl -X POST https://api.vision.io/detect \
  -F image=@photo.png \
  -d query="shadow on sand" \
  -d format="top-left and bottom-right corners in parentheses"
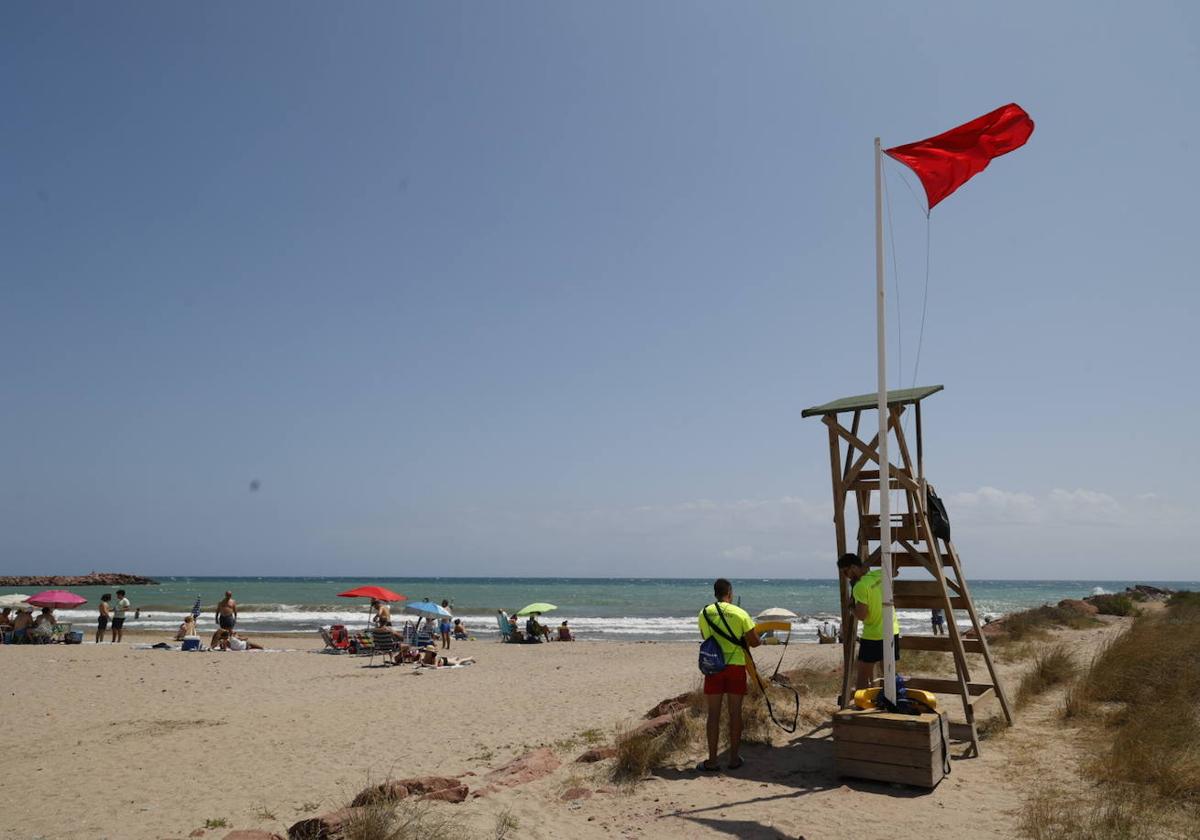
top-left (653, 721), bottom-right (941, 837)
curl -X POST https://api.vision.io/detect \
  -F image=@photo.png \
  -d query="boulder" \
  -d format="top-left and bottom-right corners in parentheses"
top-left (484, 747), bottom-right (561, 788)
top-left (288, 808), bottom-right (363, 840)
top-left (420, 784), bottom-right (468, 803)
top-left (350, 776), bottom-right (461, 807)
top-left (575, 747), bottom-right (618, 763)
top-left (644, 691), bottom-right (694, 719)
top-left (224, 832), bottom-right (285, 840)
top-left (1058, 599), bottom-right (1099, 615)
top-left (620, 714), bottom-right (676, 742)
top-left (561, 787), bottom-right (593, 801)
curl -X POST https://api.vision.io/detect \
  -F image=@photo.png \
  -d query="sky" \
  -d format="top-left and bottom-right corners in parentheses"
top-left (3, 2), bottom-right (1198, 580)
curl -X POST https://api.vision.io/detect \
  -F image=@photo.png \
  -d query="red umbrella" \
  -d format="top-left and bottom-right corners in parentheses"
top-left (26, 590), bottom-right (87, 609)
top-left (338, 585), bottom-right (406, 634)
top-left (337, 586), bottom-right (406, 602)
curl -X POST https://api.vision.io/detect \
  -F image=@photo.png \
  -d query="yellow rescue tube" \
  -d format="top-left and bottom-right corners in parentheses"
top-left (853, 687), bottom-right (938, 711)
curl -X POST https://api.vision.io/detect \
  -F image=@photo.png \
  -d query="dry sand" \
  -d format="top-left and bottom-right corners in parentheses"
top-left (0, 619), bottom-right (1128, 840)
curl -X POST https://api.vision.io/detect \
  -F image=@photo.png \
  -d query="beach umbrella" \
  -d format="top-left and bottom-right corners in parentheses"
top-left (337, 585), bottom-right (407, 602)
top-left (26, 590), bottom-right (87, 609)
top-left (755, 607), bottom-right (799, 621)
top-left (338, 585), bottom-right (407, 631)
top-left (0, 593), bottom-right (33, 609)
top-left (516, 602), bottom-right (557, 616)
top-left (191, 596), bottom-right (203, 619)
top-left (403, 600), bottom-right (452, 618)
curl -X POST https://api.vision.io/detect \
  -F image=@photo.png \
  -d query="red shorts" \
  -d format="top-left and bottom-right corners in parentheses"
top-left (703, 664), bottom-right (747, 695)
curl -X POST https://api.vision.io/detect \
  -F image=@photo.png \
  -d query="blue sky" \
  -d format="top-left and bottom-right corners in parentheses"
top-left (3, 2), bottom-right (1198, 580)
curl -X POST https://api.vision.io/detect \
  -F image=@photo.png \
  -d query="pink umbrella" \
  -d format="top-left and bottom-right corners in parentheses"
top-left (25, 590), bottom-right (88, 609)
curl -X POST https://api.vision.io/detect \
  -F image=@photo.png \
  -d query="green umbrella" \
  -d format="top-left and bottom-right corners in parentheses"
top-left (516, 602), bottom-right (557, 616)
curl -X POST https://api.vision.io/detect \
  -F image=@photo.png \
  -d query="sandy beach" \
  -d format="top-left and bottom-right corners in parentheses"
top-left (0, 616), bottom-right (1135, 840)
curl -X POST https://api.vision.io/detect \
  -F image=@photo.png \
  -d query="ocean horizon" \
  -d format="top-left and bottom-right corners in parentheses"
top-left (13, 575), bottom-right (1195, 641)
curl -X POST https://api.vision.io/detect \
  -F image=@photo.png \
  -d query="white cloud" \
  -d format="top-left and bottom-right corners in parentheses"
top-left (721, 545), bottom-right (755, 562)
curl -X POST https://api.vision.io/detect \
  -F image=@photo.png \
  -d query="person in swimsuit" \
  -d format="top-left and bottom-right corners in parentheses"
top-left (96, 594), bottom-right (112, 644)
top-left (11, 608), bottom-right (34, 643)
top-left (439, 600), bottom-right (452, 649)
top-left (111, 589), bottom-right (131, 643)
top-left (215, 591), bottom-right (237, 633)
top-left (372, 599), bottom-right (392, 627)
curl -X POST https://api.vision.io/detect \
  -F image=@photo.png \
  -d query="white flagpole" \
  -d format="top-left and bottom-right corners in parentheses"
top-left (875, 137), bottom-right (897, 705)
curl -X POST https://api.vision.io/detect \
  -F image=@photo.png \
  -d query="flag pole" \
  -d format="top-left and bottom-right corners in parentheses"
top-left (875, 137), bottom-right (897, 705)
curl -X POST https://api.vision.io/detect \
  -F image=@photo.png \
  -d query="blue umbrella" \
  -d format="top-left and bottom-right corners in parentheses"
top-left (403, 600), bottom-right (452, 618)
top-left (191, 596), bottom-right (203, 619)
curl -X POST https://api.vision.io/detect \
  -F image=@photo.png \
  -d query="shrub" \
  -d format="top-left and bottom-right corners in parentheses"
top-left (1166, 590), bottom-right (1200, 610)
top-left (1001, 605), bottom-right (1100, 641)
top-left (1088, 594), bottom-right (1137, 616)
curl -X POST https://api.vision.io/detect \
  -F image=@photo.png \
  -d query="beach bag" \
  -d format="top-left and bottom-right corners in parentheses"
top-left (927, 485), bottom-right (951, 541)
top-left (699, 636), bottom-right (725, 675)
top-left (698, 603), bottom-right (743, 676)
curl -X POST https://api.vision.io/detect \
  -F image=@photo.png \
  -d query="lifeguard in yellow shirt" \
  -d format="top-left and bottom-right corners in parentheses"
top-left (837, 553), bottom-right (901, 690)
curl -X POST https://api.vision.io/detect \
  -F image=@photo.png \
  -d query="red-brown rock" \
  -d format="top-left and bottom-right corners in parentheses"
top-left (561, 787), bottom-right (593, 801)
top-left (644, 691), bottom-right (694, 719)
top-left (484, 747), bottom-right (561, 787)
top-left (288, 808), bottom-right (364, 840)
top-left (420, 784), bottom-right (468, 803)
top-left (1058, 599), bottom-right (1099, 615)
top-left (620, 714), bottom-right (676, 741)
top-left (350, 775), bottom-right (462, 807)
top-left (575, 746), bottom-right (618, 763)
top-left (224, 832), bottom-right (285, 840)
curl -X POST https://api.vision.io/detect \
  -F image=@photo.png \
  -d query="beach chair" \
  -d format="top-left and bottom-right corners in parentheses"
top-left (368, 627), bottom-right (401, 666)
top-left (495, 612), bottom-right (512, 642)
top-left (319, 626), bottom-right (351, 653)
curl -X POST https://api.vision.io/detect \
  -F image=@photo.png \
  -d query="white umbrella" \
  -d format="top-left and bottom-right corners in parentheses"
top-left (755, 607), bottom-right (799, 621)
top-left (0, 593), bottom-right (33, 609)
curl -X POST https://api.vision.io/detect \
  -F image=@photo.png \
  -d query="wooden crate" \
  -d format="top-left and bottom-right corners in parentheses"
top-left (832, 708), bottom-right (948, 788)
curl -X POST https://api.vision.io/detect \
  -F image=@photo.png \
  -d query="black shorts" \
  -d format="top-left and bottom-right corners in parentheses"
top-left (218, 614), bottom-right (236, 630)
top-left (111, 617), bottom-right (125, 630)
top-left (98, 616), bottom-right (109, 631)
top-left (858, 635), bottom-right (901, 663)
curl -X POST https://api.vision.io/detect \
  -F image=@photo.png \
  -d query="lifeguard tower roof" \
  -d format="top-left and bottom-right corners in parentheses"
top-left (800, 385), bottom-right (943, 418)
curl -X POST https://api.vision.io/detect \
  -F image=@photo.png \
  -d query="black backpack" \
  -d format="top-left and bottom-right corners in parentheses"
top-left (927, 485), bottom-right (951, 541)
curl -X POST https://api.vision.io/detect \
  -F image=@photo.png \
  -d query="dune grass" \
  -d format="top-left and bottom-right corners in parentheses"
top-left (1014, 644), bottom-right (1076, 708)
top-left (1019, 592), bottom-right (1200, 837)
top-left (340, 800), bottom-right (465, 840)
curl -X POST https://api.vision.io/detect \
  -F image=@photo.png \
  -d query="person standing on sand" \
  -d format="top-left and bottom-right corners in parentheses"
top-left (697, 578), bottom-right (761, 772)
top-left (930, 608), bottom-right (946, 636)
top-left (837, 554), bottom-right (901, 690)
top-left (111, 589), bottom-right (131, 643)
top-left (439, 600), bottom-right (452, 649)
top-left (96, 594), bottom-right (112, 644)
top-left (215, 591), bottom-right (238, 633)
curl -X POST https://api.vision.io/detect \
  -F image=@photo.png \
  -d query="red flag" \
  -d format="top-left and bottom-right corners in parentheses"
top-left (884, 103), bottom-right (1034, 210)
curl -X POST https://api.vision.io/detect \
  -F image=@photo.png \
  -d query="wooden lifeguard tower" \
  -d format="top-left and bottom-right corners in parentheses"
top-left (802, 385), bottom-right (1013, 756)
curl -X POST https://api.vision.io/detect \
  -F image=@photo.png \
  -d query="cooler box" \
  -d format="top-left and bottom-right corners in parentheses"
top-left (181, 635), bottom-right (201, 651)
top-left (64, 631), bottom-right (84, 644)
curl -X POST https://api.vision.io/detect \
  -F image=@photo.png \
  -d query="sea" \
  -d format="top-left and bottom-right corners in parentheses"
top-left (20, 576), bottom-right (1197, 642)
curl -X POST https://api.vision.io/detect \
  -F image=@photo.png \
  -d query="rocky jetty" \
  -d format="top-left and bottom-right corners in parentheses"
top-left (0, 572), bottom-right (158, 587)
